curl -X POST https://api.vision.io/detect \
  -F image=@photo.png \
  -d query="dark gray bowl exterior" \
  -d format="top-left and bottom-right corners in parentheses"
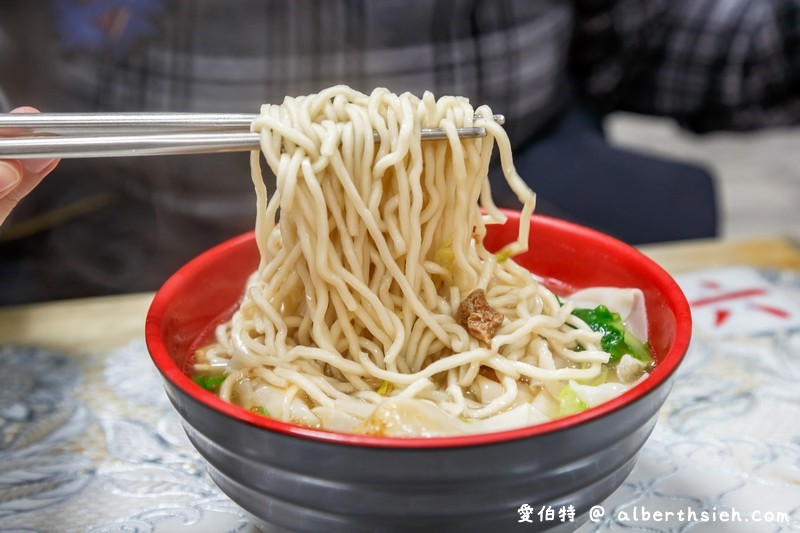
top-left (159, 371), bottom-right (675, 532)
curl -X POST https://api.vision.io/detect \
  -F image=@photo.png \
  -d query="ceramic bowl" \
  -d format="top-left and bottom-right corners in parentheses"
top-left (145, 212), bottom-right (692, 532)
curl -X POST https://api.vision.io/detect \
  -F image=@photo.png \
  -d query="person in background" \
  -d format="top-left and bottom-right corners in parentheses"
top-left (0, 0), bottom-right (797, 305)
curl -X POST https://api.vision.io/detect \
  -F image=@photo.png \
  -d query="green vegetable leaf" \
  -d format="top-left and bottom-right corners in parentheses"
top-left (193, 374), bottom-right (226, 391)
top-left (250, 405), bottom-right (269, 416)
top-left (558, 384), bottom-right (589, 416)
top-left (572, 305), bottom-right (653, 365)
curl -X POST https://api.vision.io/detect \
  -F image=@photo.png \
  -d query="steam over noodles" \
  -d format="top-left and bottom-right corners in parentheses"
top-left (193, 86), bottom-right (652, 437)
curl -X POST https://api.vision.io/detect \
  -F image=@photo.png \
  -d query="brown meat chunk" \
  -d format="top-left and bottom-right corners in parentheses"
top-left (456, 289), bottom-right (504, 347)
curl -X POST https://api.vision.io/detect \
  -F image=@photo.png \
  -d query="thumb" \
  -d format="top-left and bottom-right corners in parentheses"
top-left (0, 160), bottom-right (22, 196)
top-left (0, 160), bottom-right (25, 224)
top-left (0, 106), bottom-right (60, 225)
top-left (0, 158), bottom-right (54, 225)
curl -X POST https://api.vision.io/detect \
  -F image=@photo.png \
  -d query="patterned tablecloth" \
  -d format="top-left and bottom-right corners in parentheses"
top-left (1, 267), bottom-right (799, 532)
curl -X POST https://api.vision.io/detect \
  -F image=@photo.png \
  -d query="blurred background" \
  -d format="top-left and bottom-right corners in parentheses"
top-left (609, 113), bottom-right (800, 241)
top-left (1, 0), bottom-right (798, 305)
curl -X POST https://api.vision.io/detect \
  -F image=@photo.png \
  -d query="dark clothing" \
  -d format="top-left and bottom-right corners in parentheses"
top-left (572, 0), bottom-right (800, 131)
top-left (492, 102), bottom-right (718, 244)
top-left (1, 0), bottom-right (573, 304)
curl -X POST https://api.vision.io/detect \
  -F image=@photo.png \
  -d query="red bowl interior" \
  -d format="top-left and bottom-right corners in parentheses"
top-left (146, 212), bottom-right (691, 448)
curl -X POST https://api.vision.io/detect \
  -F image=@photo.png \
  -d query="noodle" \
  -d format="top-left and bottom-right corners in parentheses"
top-left (194, 86), bottom-right (650, 437)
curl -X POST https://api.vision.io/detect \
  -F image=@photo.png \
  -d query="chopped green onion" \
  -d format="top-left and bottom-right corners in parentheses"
top-left (434, 242), bottom-right (455, 271)
top-left (193, 374), bottom-right (226, 392)
top-left (377, 380), bottom-right (393, 396)
top-left (494, 249), bottom-right (512, 264)
top-left (578, 364), bottom-right (608, 386)
top-left (250, 405), bottom-right (269, 416)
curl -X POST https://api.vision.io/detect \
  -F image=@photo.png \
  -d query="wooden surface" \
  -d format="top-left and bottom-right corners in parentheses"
top-left (638, 236), bottom-right (800, 274)
top-left (0, 292), bottom-right (153, 354)
top-left (2, 236), bottom-right (799, 353)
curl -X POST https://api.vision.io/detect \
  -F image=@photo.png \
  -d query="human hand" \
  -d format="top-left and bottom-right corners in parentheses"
top-left (0, 107), bottom-right (60, 225)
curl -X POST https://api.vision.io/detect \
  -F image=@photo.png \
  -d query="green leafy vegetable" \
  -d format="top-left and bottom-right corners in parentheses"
top-left (572, 305), bottom-right (653, 365)
top-left (193, 374), bottom-right (226, 391)
top-left (250, 405), bottom-right (269, 416)
top-left (558, 384), bottom-right (589, 416)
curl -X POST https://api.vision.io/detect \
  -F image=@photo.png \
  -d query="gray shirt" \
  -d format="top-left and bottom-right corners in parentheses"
top-left (0, 0), bottom-right (573, 304)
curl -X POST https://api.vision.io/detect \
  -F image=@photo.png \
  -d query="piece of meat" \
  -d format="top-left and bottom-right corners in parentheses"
top-left (456, 289), bottom-right (504, 348)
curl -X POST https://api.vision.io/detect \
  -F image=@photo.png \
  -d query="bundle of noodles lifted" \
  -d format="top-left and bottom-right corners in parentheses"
top-left (192, 86), bottom-right (654, 437)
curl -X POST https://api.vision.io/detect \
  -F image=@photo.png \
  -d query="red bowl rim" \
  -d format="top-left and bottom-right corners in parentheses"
top-left (145, 214), bottom-right (691, 449)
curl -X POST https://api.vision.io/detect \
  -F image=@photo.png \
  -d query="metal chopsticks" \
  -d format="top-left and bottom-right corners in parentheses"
top-left (0, 112), bottom-right (505, 159)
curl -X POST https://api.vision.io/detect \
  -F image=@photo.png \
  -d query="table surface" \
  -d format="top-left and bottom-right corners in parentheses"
top-left (2, 235), bottom-right (800, 532)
